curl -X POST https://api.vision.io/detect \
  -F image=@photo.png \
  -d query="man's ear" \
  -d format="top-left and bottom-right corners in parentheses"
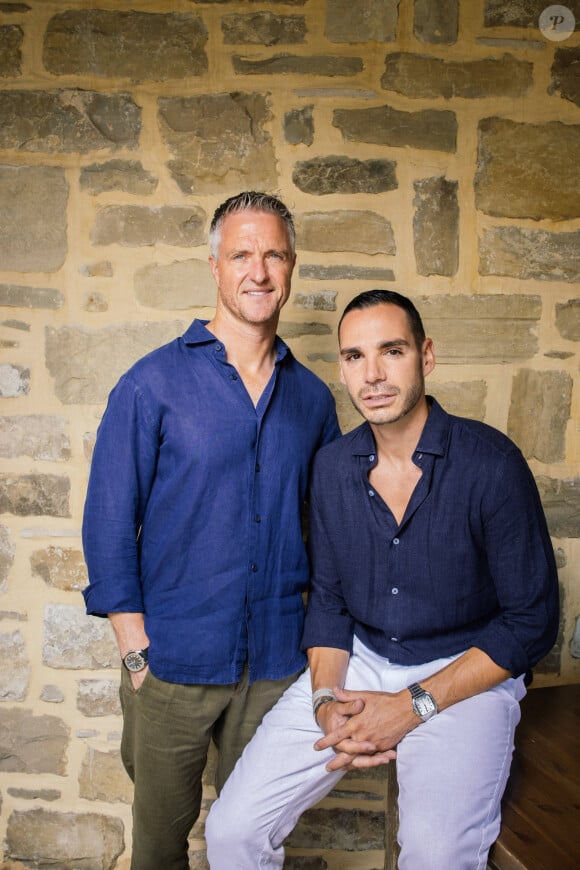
top-left (209, 256), bottom-right (219, 286)
top-left (422, 337), bottom-right (435, 377)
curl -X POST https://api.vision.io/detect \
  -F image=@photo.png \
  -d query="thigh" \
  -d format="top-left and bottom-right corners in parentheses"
top-left (121, 668), bottom-right (232, 870)
top-left (396, 677), bottom-right (525, 870)
top-left (213, 668), bottom-right (301, 794)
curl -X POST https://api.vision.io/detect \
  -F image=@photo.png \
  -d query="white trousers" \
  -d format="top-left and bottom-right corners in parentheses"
top-left (206, 638), bottom-right (526, 870)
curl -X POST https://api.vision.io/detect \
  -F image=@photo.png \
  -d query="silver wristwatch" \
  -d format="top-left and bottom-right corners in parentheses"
top-left (122, 648), bottom-right (149, 673)
top-left (408, 682), bottom-right (438, 722)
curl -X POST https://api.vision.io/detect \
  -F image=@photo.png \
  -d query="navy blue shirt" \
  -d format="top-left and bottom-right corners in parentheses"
top-left (302, 399), bottom-right (559, 679)
top-left (83, 319), bottom-right (340, 685)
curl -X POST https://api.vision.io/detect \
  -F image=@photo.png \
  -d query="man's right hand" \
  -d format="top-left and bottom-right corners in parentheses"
top-left (315, 695), bottom-right (396, 772)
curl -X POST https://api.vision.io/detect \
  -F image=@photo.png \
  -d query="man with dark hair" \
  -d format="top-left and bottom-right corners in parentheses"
top-left (206, 289), bottom-right (559, 870)
top-left (82, 191), bottom-right (340, 869)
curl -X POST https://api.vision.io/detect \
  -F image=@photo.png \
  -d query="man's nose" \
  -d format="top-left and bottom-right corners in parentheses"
top-left (364, 356), bottom-right (386, 383)
top-left (248, 256), bottom-right (268, 283)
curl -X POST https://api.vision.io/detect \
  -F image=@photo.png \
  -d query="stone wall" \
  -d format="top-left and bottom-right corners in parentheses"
top-left (0, 0), bottom-right (579, 867)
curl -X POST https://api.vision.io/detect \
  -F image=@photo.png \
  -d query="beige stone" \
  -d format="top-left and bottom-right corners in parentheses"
top-left (0, 708), bottom-right (69, 774)
top-left (0, 364), bottom-right (30, 398)
top-left (296, 211), bottom-right (395, 254)
top-left (79, 746), bottom-right (132, 803)
top-left (222, 12), bottom-right (306, 45)
top-left (0, 630), bottom-right (29, 701)
top-left (429, 381), bottom-right (487, 421)
top-left (508, 370), bottom-right (572, 463)
top-left (77, 679), bottom-right (121, 717)
top-left (480, 227), bottom-right (580, 282)
top-left (555, 299), bottom-right (580, 342)
top-left (0, 415), bottom-right (70, 461)
top-left (325, 0), bottom-right (398, 43)
top-left (0, 524), bottom-right (15, 591)
top-left (135, 260), bottom-right (216, 310)
top-left (0, 474), bottom-right (70, 517)
top-left (43, 604), bottom-right (118, 670)
top-left (31, 546), bottom-right (88, 591)
top-left (91, 205), bottom-right (206, 248)
top-left (334, 104), bottom-right (457, 152)
top-left (413, 176), bottom-right (458, 276)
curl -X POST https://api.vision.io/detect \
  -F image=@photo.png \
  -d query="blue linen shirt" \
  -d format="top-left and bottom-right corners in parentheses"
top-left (302, 398), bottom-right (559, 679)
top-left (83, 319), bottom-right (340, 685)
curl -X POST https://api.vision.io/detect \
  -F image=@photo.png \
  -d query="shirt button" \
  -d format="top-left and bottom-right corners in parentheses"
top-left (255, 463), bottom-right (261, 472)
top-left (368, 489), bottom-right (375, 497)
top-left (250, 563), bottom-right (258, 573)
top-left (231, 373), bottom-right (238, 380)
top-left (391, 637), bottom-right (399, 642)
top-left (369, 454), bottom-right (375, 462)
top-left (392, 587), bottom-right (399, 595)
top-left (215, 344), bottom-right (223, 352)
top-left (416, 453), bottom-right (423, 461)
top-left (254, 515), bottom-right (261, 523)
top-left (393, 537), bottom-right (400, 545)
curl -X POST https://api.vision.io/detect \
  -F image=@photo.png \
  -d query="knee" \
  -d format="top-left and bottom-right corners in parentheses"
top-left (205, 794), bottom-right (250, 858)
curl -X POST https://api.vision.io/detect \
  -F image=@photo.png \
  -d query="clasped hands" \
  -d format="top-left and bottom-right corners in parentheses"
top-left (314, 687), bottom-right (414, 772)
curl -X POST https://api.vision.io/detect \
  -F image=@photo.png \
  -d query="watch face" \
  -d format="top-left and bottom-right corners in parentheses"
top-left (415, 695), bottom-right (436, 717)
top-left (124, 651), bottom-right (146, 672)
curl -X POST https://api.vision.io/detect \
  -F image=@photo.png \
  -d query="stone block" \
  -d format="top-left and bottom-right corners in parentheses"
top-left (413, 176), bottom-right (458, 276)
top-left (508, 369), bottom-right (572, 463)
top-left (31, 546), bottom-right (88, 591)
top-left (80, 160), bottom-right (158, 195)
top-left (382, 52), bottom-right (532, 99)
top-left (286, 806), bottom-right (385, 850)
top-left (79, 747), bottom-right (132, 803)
top-left (429, 381), bottom-right (487, 421)
top-left (0, 24), bottom-right (22, 76)
top-left (0, 524), bottom-right (15, 591)
top-left (91, 205), bottom-right (206, 248)
top-left (40, 685), bottom-right (65, 704)
top-left (222, 12), bottom-right (306, 44)
top-left (293, 292), bottom-right (337, 311)
top-left (159, 93), bottom-right (276, 194)
top-left (0, 90), bottom-right (141, 152)
top-left (416, 293), bottom-right (540, 363)
top-left (44, 9), bottom-right (207, 80)
top-left (334, 105), bottom-right (457, 152)
top-left (555, 299), bottom-right (580, 341)
top-left (278, 322), bottom-right (332, 339)
top-left (284, 106), bottom-right (314, 145)
top-left (480, 227), bottom-right (580, 282)
top-left (43, 604), bottom-right (118, 670)
top-left (45, 321), bottom-right (183, 404)
top-left (299, 265), bottom-right (395, 282)
top-left (475, 118), bottom-right (580, 220)
top-left (232, 54), bottom-right (363, 76)
top-left (81, 261), bottom-right (113, 278)
top-left (293, 156), bottom-right (398, 195)
top-left (285, 859), bottom-right (327, 869)
top-left (7, 787), bottom-right (61, 801)
top-left (5, 807), bottom-right (124, 868)
top-left (0, 708), bottom-right (69, 773)
top-left (414, 0), bottom-right (458, 44)
top-left (296, 211), bottom-right (395, 254)
top-left (135, 260), bottom-right (216, 310)
top-left (0, 474), bottom-right (70, 518)
top-left (550, 47), bottom-right (580, 108)
top-left (0, 166), bottom-right (67, 272)
top-left (325, 0), bottom-right (398, 43)
top-left (77, 679), bottom-right (121, 717)
top-left (0, 284), bottom-right (64, 309)
top-left (483, 0), bottom-right (578, 28)
top-left (536, 477), bottom-right (580, 538)
top-left (0, 364), bottom-right (30, 397)
top-left (0, 630), bottom-right (29, 701)
top-left (0, 415), bottom-right (70, 461)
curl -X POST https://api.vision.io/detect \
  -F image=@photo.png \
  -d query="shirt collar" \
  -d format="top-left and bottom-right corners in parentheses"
top-left (182, 319), bottom-right (291, 363)
top-left (350, 397), bottom-right (450, 459)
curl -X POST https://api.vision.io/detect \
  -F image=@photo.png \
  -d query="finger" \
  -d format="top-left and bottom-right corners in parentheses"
top-left (348, 751), bottom-right (397, 769)
top-left (325, 751), bottom-right (358, 772)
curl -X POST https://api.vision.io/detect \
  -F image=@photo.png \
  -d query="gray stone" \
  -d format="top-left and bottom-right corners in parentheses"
top-left (570, 616), bottom-right (580, 658)
top-left (0, 24), bottom-right (22, 76)
top-left (0, 630), bottom-right (29, 701)
top-left (5, 807), bottom-right (124, 868)
top-left (556, 299), bottom-right (580, 341)
top-left (550, 47), bottom-right (580, 108)
top-left (0, 364), bottom-right (30, 397)
top-left (0, 708), bottom-right (69, 773)
top-left (325, 0), bottom-right (398, 43)
top-left (222, 12), bottom-right (306, 44)
top-left (284, 859), bottom-right (328, 869)
top-left (0, 166), bottom-right (67, 271)
top-left (0, 524), bottom-right (15, 591)
top-left (0, 90), bottom-right (141, 152)
top-left (79, 747), bottom-right (132, 803)
top-left (278, 322), bottom-right (332, 339)
top-left (80, 261), bottom-right (113, 278)
top-left (233, 53), bottom-right (363, 76)
top-left (484, 0), bottom-right (579, 28)
top-left (296, 211), bottom-right (395, 254)
top-left (334, 105), bottom-right (457, 152)
top-left (2, 319), bottom-right (30, 331)
top-left (159, 93), bottom-right (277, 194)
top-left (417, 293), bottom-right (540, 363)
top-left (0, 284), bottom-right (63, 309)
top-left (429, 381), bottom-right (487, 421)
top-left (414, 0), bottom-right (458, 44)
top-left (83, 431), bottom-right (97, 463)
top-left (40, 685), bottom-right (65, 704)
top-left (293, 292), bottom-right (337, 311)
top-left (413, 176), bottom-right (459, 276)
top-left (286, 807), bottom-right (385, 850)
top-left (91, 205), bottom-right (206, 247)
top-left (43, 604), bottom-right (118, 669)
top-left (508, 370), bottom-right (572, 463)
top-left (84, 292), bottom-right (109, 313)
top-left (0, 415), bottom-right (70, 461)
top-left (31, 546), bottom-right (88, 592)
top-left (77, 679), bottom-right (121, 717)
top-left (44, 9), bottom-right (208, 80)
top-left (480, 227), bottom-right (580, 282)
top-left (135, 260), bottom-right (216, 310)
top-left (382, 53), bottom-right (532, 99)
top-left (0, 474), bottom-right (70, 517)
top-left (45, 321), bottom-right (183, 404)
top-left (80, 159), bottom-right (158, 195)
top-left (7, 787), bottom-right (61, 801)
top-left (536, 477), bottom-right (580, 538)
top-left (293, 156), bottom-right (398, 195)
top-left (299, 265), bottom-right (395, 282)
top-left (475, 118), bottom-right (580, 220)
top-left (284, 105), bottom-right (314, 145)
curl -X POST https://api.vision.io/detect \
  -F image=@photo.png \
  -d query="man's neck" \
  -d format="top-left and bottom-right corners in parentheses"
top-left (370, 397), bottom-right (430, 465)
top-left (206, 310), bottom-right (279, 405)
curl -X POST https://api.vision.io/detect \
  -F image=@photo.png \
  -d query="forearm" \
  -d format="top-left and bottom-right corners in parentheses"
top-left (307, 646), bottom-right (350, 692)
top-left (420, 647), bottom-right (511, 714)
top-left (108, 611), bottom-right (149, 658)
